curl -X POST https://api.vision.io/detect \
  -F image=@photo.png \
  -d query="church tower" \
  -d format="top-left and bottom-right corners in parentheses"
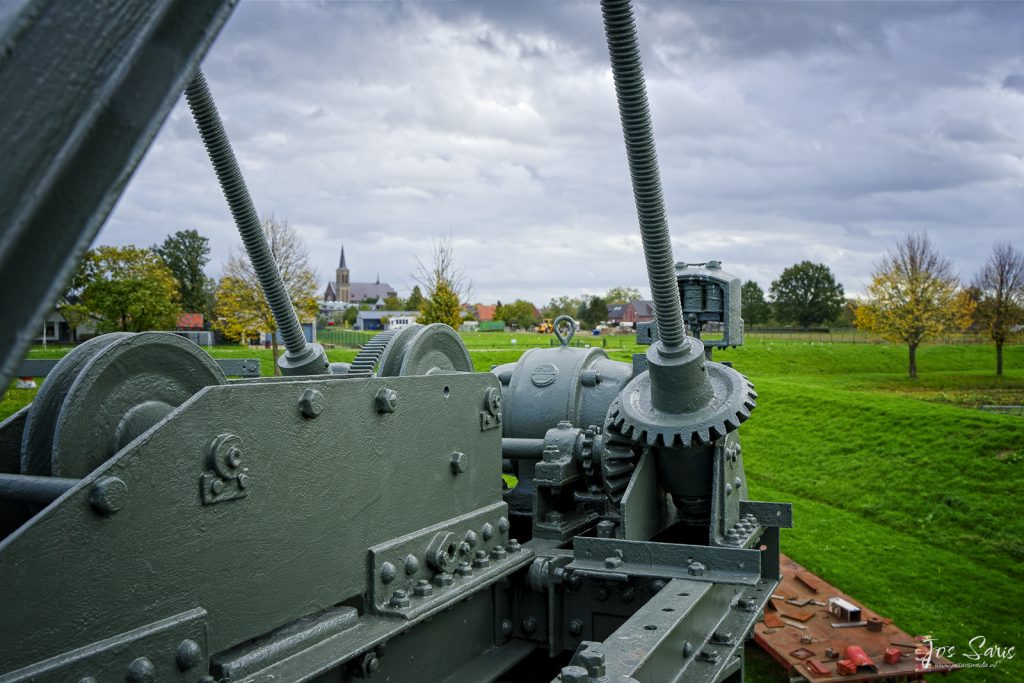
top-left (336, 246), bottom-right (351, 303)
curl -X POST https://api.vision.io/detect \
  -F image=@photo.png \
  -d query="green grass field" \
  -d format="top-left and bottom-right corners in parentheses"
top-left (4, 337), bottom-right (1022, 681)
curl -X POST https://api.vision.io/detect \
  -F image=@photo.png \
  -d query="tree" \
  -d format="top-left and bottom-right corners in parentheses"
top-left (740, 281), bottom-right (771, 326)
top-left (499, 300), bottom-right (540, 329)
top-left (769, 261), bottom-right (845, 327)
top-left (212, 216), bottom-right (320, 374)
top-left (855, 233), bottom-right (974, 378)
top-left (605, 287), bottom-right (642, 304)
top-left (973, 242), bottom-right (1024, 375)
top-left (545, 296), bottom-right (581, 320)
top-left (578, 295), bottom-right (608, 329)
top-left (414, 235), bottom-right (470, 329)
top-left (342, 305), bottom-right (358, 328)
top-left (68, 245), bottom-right (182, 332)
top-left (406, 285), bottom-right (425, 312)
top-left (383, 294), bottom-right (404, 310)
top-left (154, 229), bottom-right (214, 316)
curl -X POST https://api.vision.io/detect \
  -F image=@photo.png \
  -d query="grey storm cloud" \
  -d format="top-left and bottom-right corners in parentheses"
top-left (99, 1), bottom-right (1024, 304)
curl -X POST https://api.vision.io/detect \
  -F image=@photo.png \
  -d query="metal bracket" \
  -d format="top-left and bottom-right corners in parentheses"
top-left (368, 502), bottom-right (533, 619)
top-left (568, 537), bottom-right (762, 586)
top-left (200, 433), bottom-right (250, 505)
top-left (480, 411), bottom-right (502, 431)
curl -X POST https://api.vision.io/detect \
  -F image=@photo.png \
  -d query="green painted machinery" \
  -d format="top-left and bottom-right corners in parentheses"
top-left (0, 0), bottom-right (790, 681)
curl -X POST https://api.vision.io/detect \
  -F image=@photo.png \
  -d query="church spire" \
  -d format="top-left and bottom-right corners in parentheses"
top-left (339, 245), bottom-right (347, 269)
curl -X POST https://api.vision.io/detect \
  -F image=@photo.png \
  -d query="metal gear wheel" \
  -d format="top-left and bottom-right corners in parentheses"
top-left (347, 324), bottom-right (473, 378)
top-left (599, 435), bottom-right (637, 508)
top-left (347, 328), bottom-right (401, 377)
top-left (605, 362), bottom-right (757, 449)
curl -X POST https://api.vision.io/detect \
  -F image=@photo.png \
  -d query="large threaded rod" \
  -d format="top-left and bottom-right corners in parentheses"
top-left (185, 69), bottom-right (307, 358)
top-left (601, 0), bottom-right (686, 353)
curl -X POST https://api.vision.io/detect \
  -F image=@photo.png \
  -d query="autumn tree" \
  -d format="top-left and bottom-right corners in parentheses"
top-left (68, 245), bottom-right (182, 332)
top-left (154, 229), bottom-right (214, 316)
top-left (770, 261), bottom-right (844, 327)
top-left (414, 235), bottom-right (470, 329)
top-left (212, 216), bottom-right (319, 373)
top-left (855, 233), bottom-right (974, 378)
top-left (605, 286), bottom-right (642, 304)
top-left (740, 281), bottom-right (771, 325)
top-left (973, 242), bottom-right (1024, 375)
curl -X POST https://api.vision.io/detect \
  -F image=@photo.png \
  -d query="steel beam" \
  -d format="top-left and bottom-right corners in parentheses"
top-left (0, 0), bottom-right (236, 391)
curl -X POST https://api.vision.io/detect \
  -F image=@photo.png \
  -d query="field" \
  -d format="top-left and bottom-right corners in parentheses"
top-left (4, 335), bottom-right (1022, 681)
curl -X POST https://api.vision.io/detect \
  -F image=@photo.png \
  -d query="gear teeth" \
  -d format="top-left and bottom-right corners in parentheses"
top-left (348, 329), bottom-right (400, 377)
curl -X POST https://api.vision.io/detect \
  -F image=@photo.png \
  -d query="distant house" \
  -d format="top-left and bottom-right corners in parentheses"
top-left (474, 304), bottom-right (497, 322)
top-left (355, 310), bottom-right (420, 332)
top-left (607, 300), bottom-right (655, 327)
top-left (178, 313), bottom-right (204, 330)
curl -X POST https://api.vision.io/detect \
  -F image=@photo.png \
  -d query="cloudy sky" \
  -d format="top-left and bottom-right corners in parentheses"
top-left (99, 0), bottom-right (1024, 304)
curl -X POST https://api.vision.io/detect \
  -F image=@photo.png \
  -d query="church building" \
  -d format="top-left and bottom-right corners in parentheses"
top-left (322, 246), bottom-right (397, 304)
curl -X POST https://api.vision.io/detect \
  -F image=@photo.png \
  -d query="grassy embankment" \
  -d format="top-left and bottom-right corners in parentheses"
top-left (4, 336), bottom-right (1022, 681)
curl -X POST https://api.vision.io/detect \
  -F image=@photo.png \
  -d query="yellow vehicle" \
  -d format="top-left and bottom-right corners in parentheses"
top-left (536, 318), bottom-right (554, 333)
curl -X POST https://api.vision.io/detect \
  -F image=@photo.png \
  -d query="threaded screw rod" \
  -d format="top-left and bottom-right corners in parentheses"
top-left (601, 0), bottom-right (686, 353)
top-left (185, 69), bottom-right (308, 358)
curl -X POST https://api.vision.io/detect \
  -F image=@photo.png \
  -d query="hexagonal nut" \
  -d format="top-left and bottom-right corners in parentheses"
top-left (484, 387), bottom-right (502, 416)
top-left (450, 451), bottom-right (468, 474)
top-left (687, 561), bottom-right (707, 577)
top-left (298, 388), bottom-right (325, 419)
top-left (375, 387), bottom-right (398, 413)
top-left (426, 531), bottom-right (459, 573)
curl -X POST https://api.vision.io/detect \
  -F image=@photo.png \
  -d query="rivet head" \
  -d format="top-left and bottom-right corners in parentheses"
top-left (90, 476), bottom-right (127, 515)
top-left (375, 388), bottom-right (398, 413)
top-left (521, 617), bottom-right (538, 634)
top-left (682, 641), bottom-right (694, 658)
top-left (176, 639), bottom-right (202, 671)
top-left (450, 451), bottom-right (468, 474)
top-left (481, 522), bottom-right (494, 541)
top-left (299, 388), bottom-right (324, 419)
top-left (498, 516), bottom-right (510, 533)
top-left (404, 554), bottom-right (419, 575)
top-left (126, 656), bottom-right (155, 683)
top-left (569, 618), bottom-right (583, 635)
top-left (501, 618), bottom-right (513, 637)
top-left (464, 530), bottom-right (479, 547)
top-left (380, 562), bottom-right (397, 584)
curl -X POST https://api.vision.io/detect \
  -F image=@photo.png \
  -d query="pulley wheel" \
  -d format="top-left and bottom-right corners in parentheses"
top-left (49, 332), bottom-right (226, 478)
top-left (20, 333), bottom-right (131, 476)
top-left (396, 324), bottom-right (473, 376)
top-left (376, 324), bottom-right (428, 377)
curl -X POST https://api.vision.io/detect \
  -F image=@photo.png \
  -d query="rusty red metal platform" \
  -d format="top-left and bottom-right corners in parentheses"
top-left (753, 554), bottom-right (956, 681)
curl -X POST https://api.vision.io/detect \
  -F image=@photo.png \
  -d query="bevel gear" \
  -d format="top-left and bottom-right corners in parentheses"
top-left (605, 339), bottom-right (757, 448)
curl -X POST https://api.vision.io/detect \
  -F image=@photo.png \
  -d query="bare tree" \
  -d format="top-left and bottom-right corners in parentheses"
top-left (213, 216), bottom-right (320, 374)
top-left (974, 242), bottom-right (1024, 375)
top-left (413, 235), bottom-right (472, 329)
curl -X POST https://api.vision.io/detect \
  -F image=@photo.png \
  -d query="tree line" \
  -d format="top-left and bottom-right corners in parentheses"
top-left (742, 235), bottom-right (1023, 377)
